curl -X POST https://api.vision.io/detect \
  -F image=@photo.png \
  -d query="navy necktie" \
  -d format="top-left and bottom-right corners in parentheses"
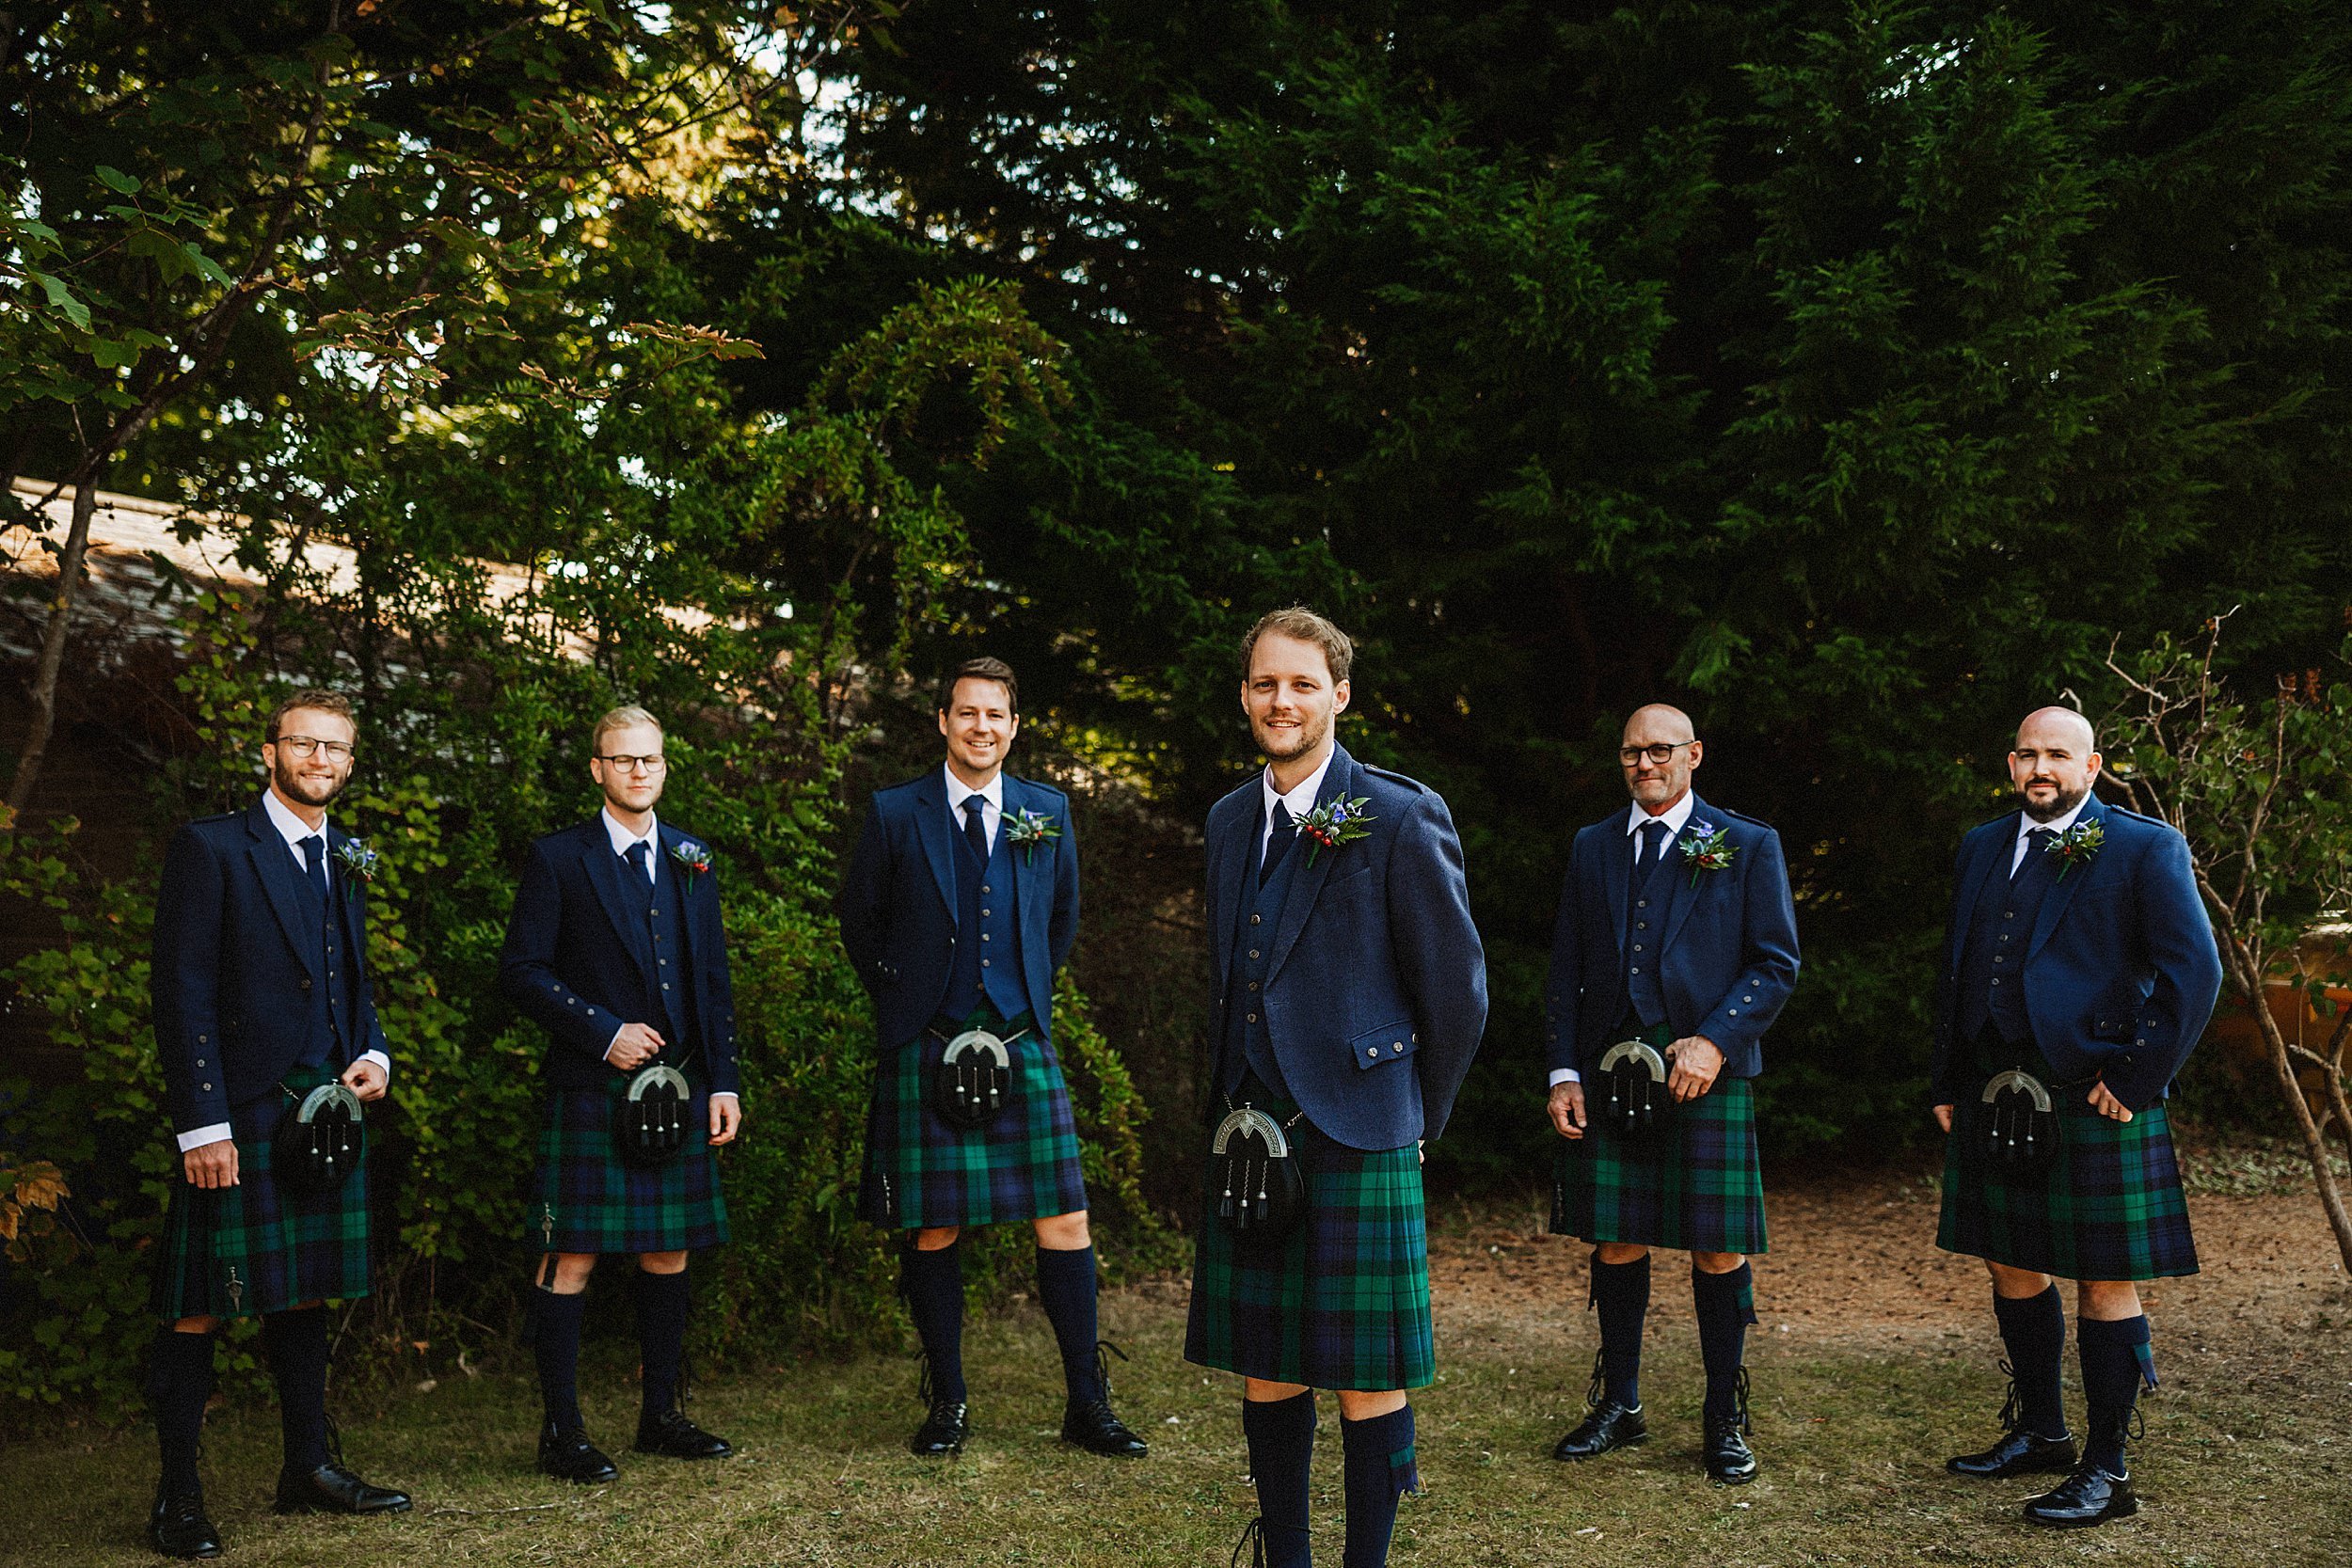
top-left (962, 795), bottom-right (990, 862)
top-left (1636, 819), bottom-right (1670, 879)
top-left (299, 834), bottom-right (328, 904)
top-left (627, 839), bottom-right (652, 884)
top-left (1260, 802), bottom-right (1297, 888)
top-left (2017, 827), bottom-right (2057, 879)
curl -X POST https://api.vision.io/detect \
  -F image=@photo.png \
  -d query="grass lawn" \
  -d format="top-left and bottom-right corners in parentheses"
top-left (5, 1175), bottom-right (2347, 1567)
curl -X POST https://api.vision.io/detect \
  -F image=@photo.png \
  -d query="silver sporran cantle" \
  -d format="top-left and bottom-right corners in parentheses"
top-left (931, 1027), bottom-right (1016, 1129)
top-left (616, 1061), bottom-right (691, 1169)
top-left (1596, 1037), bottom-right (1674, 1137)
top-left (272, 1081), bottom-right (364, 1196)
top-left (1978, 1068), bottom-right (2060, 1177)
top-left (1211, 1104), bottom-right (1306, 1246)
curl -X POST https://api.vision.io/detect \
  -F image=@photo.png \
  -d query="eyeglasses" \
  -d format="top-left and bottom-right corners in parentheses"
top-left (276, 736), bottom-right (356, 763)
top-left (1618, 740), bottom-right (1697, 767)
top-left (596, 753), bottom-right (667, 774)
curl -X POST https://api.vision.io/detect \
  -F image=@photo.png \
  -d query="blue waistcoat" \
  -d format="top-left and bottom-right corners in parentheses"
top-left (1217, 806), bottom-right (1305, 1102)
top-left (644, 852), bottom-right (700, 1054)
top-left (946, 816), bottom-right (1029, 1022)
top-left (1621, 823), bottom-right (1678, 1030)
top-left (1955, 832), bottom-right (2064, 1048)
top-left (288, 866), bottom-right (351, 1069)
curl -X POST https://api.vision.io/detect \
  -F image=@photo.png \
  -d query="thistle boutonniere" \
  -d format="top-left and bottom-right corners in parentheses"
top-left (1295, 796), bottom-right (1376, 867)
top-left (1678, 822), bottom-right (1738, 888)
top-left (331, 839), bottom-right (380, 883)
top-left (670, 840), bottom-right (712, 889)
top-left (1004, 808), bottom-right (1062, 865)
top-left (2043, 819), bottom-right (2105, 880)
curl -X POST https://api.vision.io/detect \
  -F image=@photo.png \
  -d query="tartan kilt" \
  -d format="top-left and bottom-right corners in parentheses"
top-left (1184, 1107), bottom-right (1435, 1393)
top-left (1938, 1089), bottom-right (2198, 1282)
top-left (530, 1079), bottom-right (729, 1256)
top-left (153, 1065), bottom-right (372, 1323)
top-left (857, 1008), bottom-right (1090, 1230)
top-left (1550, 1070), bottom-right (1770, 1256)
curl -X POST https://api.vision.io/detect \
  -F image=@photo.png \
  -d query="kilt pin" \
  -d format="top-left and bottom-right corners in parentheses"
top-left (1930, 790), bottom-right (2222, 1523)
top-left (1185, 743), bottom-right (1487, 1567)
top-left (1541, 791), bottom-right (1800, 1482)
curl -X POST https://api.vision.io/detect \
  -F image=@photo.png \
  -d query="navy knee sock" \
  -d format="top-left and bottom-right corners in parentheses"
top-left (1692, 1263), bottom-right (1757, 1422)
top-left (1035, 1244), bottom-right (1104, 1404)
top-left (261, 1307), bottom-right (332, 1473)
top-left (635, 1267), bottom-right (691, 1418)
top-left (901, 1240), bottom-right (967, 1404)
top-left (1340, 1404), bottom-right (1417, 1568)
top-left (148, 1327), bottom-right (217, 1495)
top-left (1590, 1251), bottom-right (1650, 1407)
top-left (1993, 1284), bottom-right (2069, 1440)
top-left (2078, 1315), bottom-right (2153, 1474)
top-left (532, 1287), bottom-right (588, 1431)
top-left (1244, 1390), bottom-right (1316, 1568)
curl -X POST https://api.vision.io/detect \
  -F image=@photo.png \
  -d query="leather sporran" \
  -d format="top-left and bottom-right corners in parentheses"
top-left (615, 1063), bottom-right (692, 1169)
top-left (930, 1026), bottom-right (1017, 1129)
top-left (1977, 1068), bottom-right (2061, 1178)
top-left (1596, 1037), bottom-right (1674, 1138)
top-left (272, 1081), bottom-right (364, 1196)
top-left (1211, 1105), bottom-right (1307, 1247)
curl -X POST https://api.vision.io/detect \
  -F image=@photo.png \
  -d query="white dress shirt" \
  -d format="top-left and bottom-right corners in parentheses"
top-left (945, 764), bottom-right (1006, 853)
top-left (1261, 751), bottom-right (1336, 860)
top-left (177, 793), bottom-right (394, 1153)
top-left (596, 807), bottom-right (737, 1103)
top-left (1549, 792), bottom-right (1702, 1090)
top-left (2011, 794), bottom-right (2091, 875)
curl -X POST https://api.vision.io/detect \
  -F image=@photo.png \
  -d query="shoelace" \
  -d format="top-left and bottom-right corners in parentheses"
top-left (1091, 1338), bottom-right (1130, 1405)
top-left (1722, 1367), bottom-right (1754, 1436)
top-left (1583, 1347), bottom-right (1607, 1408)
top-left (1232, 1516), bottom-right (1268, 1568)
top-left (1994, 1358), bottom-right (2025, 1433)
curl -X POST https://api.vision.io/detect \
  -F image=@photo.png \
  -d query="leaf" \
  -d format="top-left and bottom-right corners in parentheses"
top-left (93, 165), bottom-right (141, 194)
top-left (24, 271), bottom-right (90, 331)
top-left (183, 243), bottom-right (235, 288)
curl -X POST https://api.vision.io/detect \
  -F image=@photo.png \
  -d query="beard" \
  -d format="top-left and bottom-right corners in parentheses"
top-left (274, 753), bottom-right (348, 809)
top-left (2020, 779), bottom-right (2090, 823)
top-left (1256, 706), bottom-right (1329, 761)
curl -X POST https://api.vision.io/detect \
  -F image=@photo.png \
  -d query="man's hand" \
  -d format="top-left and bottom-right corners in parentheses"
top-left (183, 1139), bottom-right (239, 1189)
top-left (1549, 1081), bottom-right (1588, 1140)
top-left (2086, 1079), bottom-right (2135, 1123)
top-left (708, 1095), bottom-right (742, 1146)
top-left (606, 1022), bottom-right (665, 1071)
top-left (1666, 1035), bottom-right (1724, 1103)
top-left (341, 1057), bottom-right (389, 1103)
top-left (1932, 1103), bottom-right (1954, 1134)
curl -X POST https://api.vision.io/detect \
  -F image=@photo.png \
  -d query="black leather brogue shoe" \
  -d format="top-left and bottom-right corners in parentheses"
top-left (1703, 1412), bottom-right (1759, 1484)
top-left (2025, 1463), bottom-right (2137, 1528)
top-left (273, 1461), bottom-right (412, 1515)
top-left (1947, 1427), bottom-right (2077, 1480)
top-left (1062, 1397), bottom-right (1150, 1458)
top-left (1551, 1399), bottom-right (1648, 1461)
top-left (148, 1488), bottom-right (222, 1560)
top-left (634, 1406), bottom-right (734, 1459)
top-left (537, 1420), bottom-right (619, 1482)
top-left (910, 1398), bottom-right (971, 1456)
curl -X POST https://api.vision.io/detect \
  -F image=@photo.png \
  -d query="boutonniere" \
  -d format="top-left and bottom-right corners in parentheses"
top-left (670, 840), bottom-right (712, 889)
top-left (331, 840), bottom-right (380, 883)
top-left (1004, 808), bottom-right (1062, 865)
top-left (1295, 796), bottom-right (1375, 867)
top-left (1678, 822), bottom-right (1738, 887)
top-left (2043, 819), bottom-right (2104, 880)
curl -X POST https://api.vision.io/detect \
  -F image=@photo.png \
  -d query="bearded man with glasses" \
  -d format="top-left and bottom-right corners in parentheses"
top-left (499, 705), bottom-right (743, 1483)
top-left (1541, 704), bottom-right (1800, 1485)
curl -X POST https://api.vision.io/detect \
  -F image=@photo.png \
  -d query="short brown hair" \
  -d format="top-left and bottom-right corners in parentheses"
top-left (589, 705), bottom-right (662, 756)
top-left (1240, 606), bottom-right (1353, 686)
top-left (938, 657), bottom-right (1019, 715)
top-left (266, 689), bottom-right (356, 741)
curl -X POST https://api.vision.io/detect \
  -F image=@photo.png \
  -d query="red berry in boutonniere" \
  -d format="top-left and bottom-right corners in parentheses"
top-left (1678, 823), bottom-right (1738, 888)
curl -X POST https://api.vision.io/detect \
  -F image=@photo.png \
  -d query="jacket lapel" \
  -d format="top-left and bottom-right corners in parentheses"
top-left (2027, 794), bottom-right (2108, 958)
top-left (1602, 805), bottom-right (1633, 958)
top-left (580, 825), bottom-right (659, 991)
top-left (912, 769), bottom-right (958, 918)
top-left (1265, 746), bottom-right (1355, 983)
top-left (1950, 813), bottom-right (2016, 972)
top-left (1655, 794), bottom-right (1710, 956)
top-left (1210, 790), bottom-right (1253, 993)
top-left (325, 823), bottom-right (367, 987)
top-left (1003, 776), bottom-right (1033, 932)
top-left (246, 800), bottom-right (324, 985)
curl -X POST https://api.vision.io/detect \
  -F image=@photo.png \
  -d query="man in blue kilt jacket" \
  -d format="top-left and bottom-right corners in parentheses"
top-left (1931, 706), bottom-right (2221, 1528)
top-left (836, 657), bottom-right (1148, 1459)
top-left (500, 705), bottom-right (741, 1481)
top-left (1543, 704), bottom-right (1800, 1485)
top-left (146, 689), bottom-right (411, 1559)
top-left (1185, 608), bottom-right (1487, 1568)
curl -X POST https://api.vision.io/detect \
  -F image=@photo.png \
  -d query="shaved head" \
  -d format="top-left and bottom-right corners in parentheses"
top-left (1623, 704), bottom-right (1696, 745)
top-left (1619, 703), bottom-right (1703, 813)
top-left (2017, 705), bottom-right (2095, 754)
top-left (2009, 705), bottom-right (2102, 823)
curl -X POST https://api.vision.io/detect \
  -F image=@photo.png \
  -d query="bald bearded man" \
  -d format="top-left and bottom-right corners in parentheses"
top-left (1930, 706), bottom-right (2220, 1528)
top-left (1542, 705), bottom-right (1800, 1484)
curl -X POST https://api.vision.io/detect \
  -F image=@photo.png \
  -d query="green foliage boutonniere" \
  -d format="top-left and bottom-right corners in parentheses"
top-left (670, 840), bottom-right (712, 889)
top-left (1005, 808), bottom-right (1061, 865)
top-left (1678, 822), bottom-right (1738, 888)
top-left (1295, 796), bottom-right (1375, 867)
top-left (2043, 819), bottom-right (2104, 880)
top-left (332, 840), bottom-right (380, 883)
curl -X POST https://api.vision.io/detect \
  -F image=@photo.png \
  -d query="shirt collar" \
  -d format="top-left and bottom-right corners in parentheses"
top-left (262, 788), bottom-right (328, 849)
top-left (2017, 793), bottom-right (2090, 843)
top-left (1625, 790), bottom-right (1697, 837)
top-left (1263, 750), bottom-right (1336, 823)
top-left (601, 806), bottom-right (660, 858)
top-left (945, 763), bottom-right (1005, 816)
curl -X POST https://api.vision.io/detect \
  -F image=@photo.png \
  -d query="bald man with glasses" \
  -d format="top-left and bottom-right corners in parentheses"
top-left (1541, 704), bottom-right (1800, 1484)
